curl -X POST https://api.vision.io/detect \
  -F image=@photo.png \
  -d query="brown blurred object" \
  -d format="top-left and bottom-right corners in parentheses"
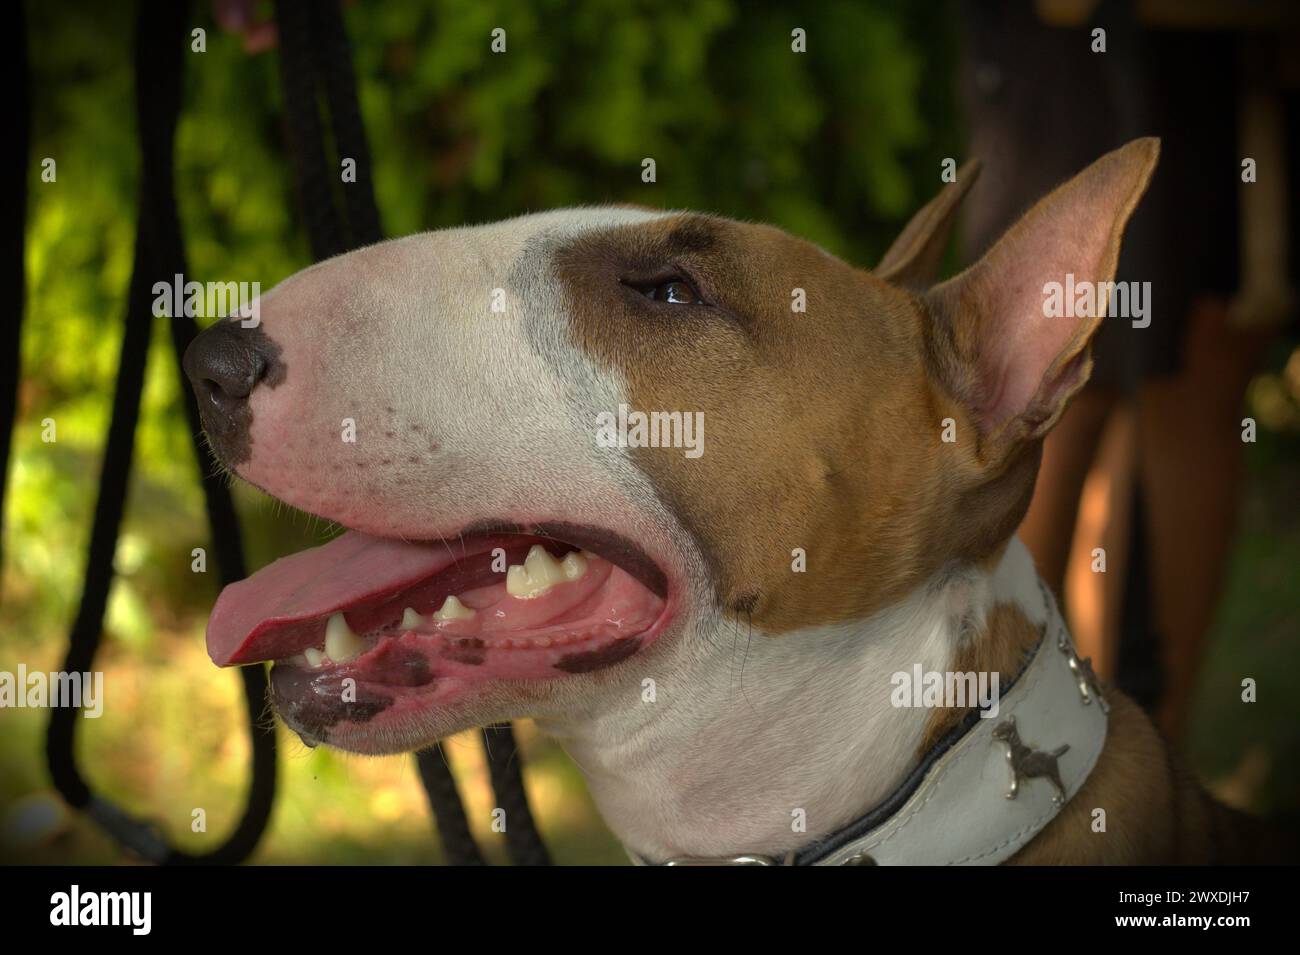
top-left (962, 0), bottom-right (1298, 745)
top-left (1062, 405), bottom-right (1134, 678)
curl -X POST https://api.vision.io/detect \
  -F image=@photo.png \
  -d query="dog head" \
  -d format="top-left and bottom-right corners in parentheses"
top-left (185, 139), bottom-right (1157, 753)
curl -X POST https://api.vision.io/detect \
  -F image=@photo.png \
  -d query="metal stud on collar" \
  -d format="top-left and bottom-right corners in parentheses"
top-left (841, 850), bottom-right (878, 865)
top-left (1039, 580), bottom-right (1110, 713)
top-left (1063, 650), bottom-right (1109, 712)
top-left (657, 849), bottom-right (878, 866)
top-left (660, 853), bottom-right (784, 866)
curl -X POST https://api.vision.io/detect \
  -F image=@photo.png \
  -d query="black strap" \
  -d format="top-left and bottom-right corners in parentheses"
top-left (482, 724), bottom-right (552, 866)
top-left (44, 0), bottom-right (277, 866)
top-left (415, 747), bottom-right (485, 865)
top-left (274, 0), bottom-right (347, 261)
top-left (307, 0), bottom-right (382, 248)
top-left (0, 0), bottom-right (29, 587)
top-left (272, 0), bottom-right (550, 866)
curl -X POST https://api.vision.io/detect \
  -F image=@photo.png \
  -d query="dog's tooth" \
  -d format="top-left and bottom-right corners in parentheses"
top-left (506, 546), bottom-right (566, 598)
top-left (304, 648), bottom-right (326, 668)
top-left (560, 551), bottom-right (587, 582)
top-left (324, 612), bottom-right (366, 663)
top-left (401, 607), bottom-right (425, 629)
top-left (525, 544), bottom-right (565, 582)
top-left (433, 594), bottom-right (475, 621)
top-left (506, 564), bottom-right (540, 598)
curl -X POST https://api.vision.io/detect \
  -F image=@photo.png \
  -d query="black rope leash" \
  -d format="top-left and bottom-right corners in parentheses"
top-left (415, 748), bottom-right (485, 866)
top-left (44, 0), bottom-right (277, 866)
top-left (483, 723), bottom-right (553, 866)
top-left (274, 0), bottom-right (347, 262)
top-left (308, 0), bottom-right (382, 250)
top-left (22, 0), bottom-right (553, 868)
top-left (0, 0), bottom-right (28, 590)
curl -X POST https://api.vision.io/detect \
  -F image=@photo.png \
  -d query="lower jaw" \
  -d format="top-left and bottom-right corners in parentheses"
top-left (269, 599), bottom-right (674, 750)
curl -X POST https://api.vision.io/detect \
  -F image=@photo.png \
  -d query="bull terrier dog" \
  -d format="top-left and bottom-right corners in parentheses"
top-left (183, 137), bottom-right (1260, 864)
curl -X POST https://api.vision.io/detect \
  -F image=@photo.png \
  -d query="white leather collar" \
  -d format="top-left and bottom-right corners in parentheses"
top-left (628, 581), bottom-right (1108, 866)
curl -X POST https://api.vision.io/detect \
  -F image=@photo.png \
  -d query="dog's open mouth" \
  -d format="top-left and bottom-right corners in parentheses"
top-left (205, 523), bottom-right (672, 740)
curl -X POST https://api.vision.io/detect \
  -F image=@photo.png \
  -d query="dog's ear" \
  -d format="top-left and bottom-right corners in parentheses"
top-left (924, 138), bottom-right (1159, 467)
top-left (876, 159), bottom-right (982, 289)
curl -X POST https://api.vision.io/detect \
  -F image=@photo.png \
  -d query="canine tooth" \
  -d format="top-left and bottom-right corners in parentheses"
top-left (433, 595), bottom-right (475, 620)
top-left (560, 551), bottom-right (587, 581)
top-left (325, 612), bottom-right (366, 663)
top-left (401, 607), bottom-right (425, 629)
top-left (304, 648), bottom-right (326, 668)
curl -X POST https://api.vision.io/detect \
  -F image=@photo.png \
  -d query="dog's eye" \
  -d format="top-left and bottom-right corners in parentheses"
top-left (642, 278), bottom-right (704, 305)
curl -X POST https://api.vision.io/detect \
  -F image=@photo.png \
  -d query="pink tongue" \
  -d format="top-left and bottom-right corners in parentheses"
top-left (206, 531), bottom-right (466, 667)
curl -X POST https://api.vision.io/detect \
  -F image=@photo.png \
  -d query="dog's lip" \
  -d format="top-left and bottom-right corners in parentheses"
top-left (204, 522), bottom-right (670, 667)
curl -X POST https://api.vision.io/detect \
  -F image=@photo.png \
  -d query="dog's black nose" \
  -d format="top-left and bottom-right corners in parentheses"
top-left (183, 320), bottom-right (282, 464)
top-left (184, 320), bottom-right (275, 409)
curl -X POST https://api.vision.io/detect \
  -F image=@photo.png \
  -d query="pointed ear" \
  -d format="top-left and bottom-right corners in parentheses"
top-left (877, 159), bottom-right (982, 289)
top-left (924, 138), bottom-right (1159, 462)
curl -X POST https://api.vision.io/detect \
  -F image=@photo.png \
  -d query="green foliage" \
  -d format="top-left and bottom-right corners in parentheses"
top-left (354, 0), bottom-right (951, 258)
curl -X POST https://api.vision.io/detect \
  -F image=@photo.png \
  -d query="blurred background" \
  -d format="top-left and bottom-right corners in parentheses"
top-left (1, 0), bottom-right (1297, 864)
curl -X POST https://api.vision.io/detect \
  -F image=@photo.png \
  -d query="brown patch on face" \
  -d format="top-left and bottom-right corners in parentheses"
top-left (915, 602), bottom-right (1041, 756)
top-left (944, 438), bottom-right (1041, 572)
top-left (553, 214), bottom-right (1034, 632)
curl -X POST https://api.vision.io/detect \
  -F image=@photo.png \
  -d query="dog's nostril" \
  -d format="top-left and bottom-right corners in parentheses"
top-left (199, 373), bottom-right (253, 414)
top-left (183, 320), bottom-right (277, 412)
top-left (201, 362), bottom-right (260, 404)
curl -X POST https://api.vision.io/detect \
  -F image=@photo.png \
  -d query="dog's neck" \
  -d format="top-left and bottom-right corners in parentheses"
top-left (538, 538), bottom-right (1044, 862)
